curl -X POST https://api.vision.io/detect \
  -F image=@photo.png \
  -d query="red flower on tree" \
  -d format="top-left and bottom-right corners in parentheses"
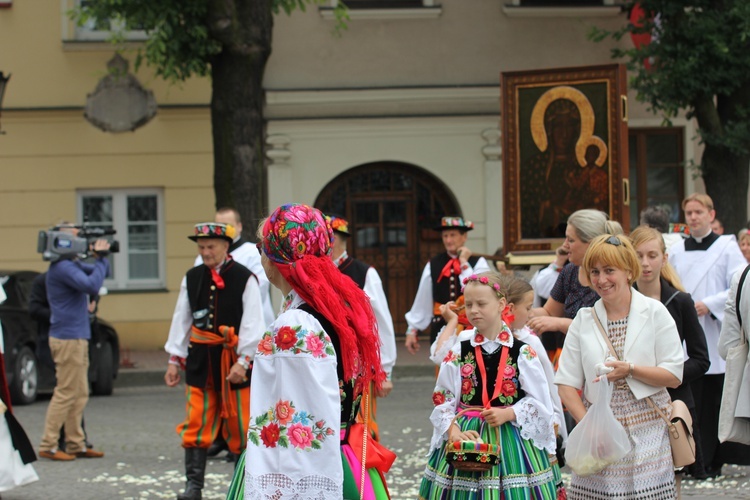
top-left (260, 423), bottom-right (280, 448)
top-left (275, 326), bottom-right (298, 350)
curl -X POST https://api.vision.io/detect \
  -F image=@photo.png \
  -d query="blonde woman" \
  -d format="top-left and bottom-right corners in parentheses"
top-left (555, 234), bottom-right (684, 498)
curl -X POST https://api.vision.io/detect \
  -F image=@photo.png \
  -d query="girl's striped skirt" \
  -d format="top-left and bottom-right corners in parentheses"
top-left (419, 411), bottom-right (557, 500)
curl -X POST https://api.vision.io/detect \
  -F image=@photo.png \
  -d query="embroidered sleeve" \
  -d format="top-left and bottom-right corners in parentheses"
top-left (429, 325), bottom-right (461, 365)
top-left (428, 344), bottom-right (462, 453)
top-left (511, 344), bottom-right (557, 453)
top-left (256, 315), bottom-right (335, 359)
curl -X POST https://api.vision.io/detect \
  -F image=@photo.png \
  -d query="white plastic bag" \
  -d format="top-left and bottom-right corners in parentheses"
top-left (565, 378), bottom-right (631, 476)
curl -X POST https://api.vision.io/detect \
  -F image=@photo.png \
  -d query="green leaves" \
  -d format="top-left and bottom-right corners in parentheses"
top-left (592, 0), bottom-right (750, 152)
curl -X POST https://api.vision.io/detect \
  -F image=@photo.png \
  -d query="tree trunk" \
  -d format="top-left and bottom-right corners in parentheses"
top-left (701, 144), bottom-right (750, 235)
top-left (209, 1), bottom-right (273, 239)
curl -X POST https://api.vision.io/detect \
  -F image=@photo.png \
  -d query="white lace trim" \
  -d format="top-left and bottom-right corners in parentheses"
top-left (513, 397), bottom-right (557, 454)
top-left (245, 473), bottom-right (341, 499)
top-left (429, 401), bottom-right (458, 452)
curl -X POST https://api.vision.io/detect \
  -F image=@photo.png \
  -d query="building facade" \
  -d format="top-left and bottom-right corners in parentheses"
top-left (0, 0), bottom-right (705, 348)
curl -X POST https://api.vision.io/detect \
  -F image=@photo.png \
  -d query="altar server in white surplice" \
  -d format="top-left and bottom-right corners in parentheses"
top-left (668, 193), bottom-right (749, 477)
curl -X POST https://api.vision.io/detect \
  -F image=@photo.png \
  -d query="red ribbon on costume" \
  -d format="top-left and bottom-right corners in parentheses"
top-left (437, 258), bottom-right (461, 282)
top-left (501, 305), bottom-right (515, 329)
top-left (475, 344), bottom-right (509, 409)
top-left (210, 268), bottom-right (225, 290)
top-left (189, 325), bottom-right (240, 418)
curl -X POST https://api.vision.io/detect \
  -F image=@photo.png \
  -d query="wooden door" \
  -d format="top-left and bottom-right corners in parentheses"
top-left (315, 163), bottom-right (460, 335)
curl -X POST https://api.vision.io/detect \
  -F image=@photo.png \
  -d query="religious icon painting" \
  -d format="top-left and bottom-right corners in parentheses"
top-left (501, 64), bottom-right (630, 256)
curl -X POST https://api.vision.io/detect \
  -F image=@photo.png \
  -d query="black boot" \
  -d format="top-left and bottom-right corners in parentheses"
top-left (177, 448), bottom-right (207, 500)
top-left (206, 436), bottom-right (228, 458)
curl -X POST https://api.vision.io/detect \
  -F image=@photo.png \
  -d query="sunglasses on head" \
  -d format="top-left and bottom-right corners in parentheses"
top-left (605, 235), bottom-right (622, 246)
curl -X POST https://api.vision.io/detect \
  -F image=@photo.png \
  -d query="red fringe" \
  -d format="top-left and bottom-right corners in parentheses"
top-left (276, 255), bottom-right (384, 394)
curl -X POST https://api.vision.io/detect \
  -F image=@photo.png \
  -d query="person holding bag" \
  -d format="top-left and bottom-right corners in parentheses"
top-left (718, 265), bottom-right (750, 446)
top-left (555, 234), bottom-right (685, 499)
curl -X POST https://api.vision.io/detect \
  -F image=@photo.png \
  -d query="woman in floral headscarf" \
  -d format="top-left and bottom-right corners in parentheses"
top-left (227, 204), bottom-right (392, 500)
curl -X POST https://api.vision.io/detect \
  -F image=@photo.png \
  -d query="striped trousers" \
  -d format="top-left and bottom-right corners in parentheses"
top-left (176, 384), bottom-right (250, 454)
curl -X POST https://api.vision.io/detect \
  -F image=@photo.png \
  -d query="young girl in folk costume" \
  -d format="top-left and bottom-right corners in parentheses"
top-left (420, 272), bottom-right (558, 500)
top-left (497, 275), bottom-right (567, 500)
top-left (226, 204), bottom-right (391, 500)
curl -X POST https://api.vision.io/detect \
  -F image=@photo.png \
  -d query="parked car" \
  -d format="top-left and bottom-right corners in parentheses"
top-left (0, 270), bottom-right (119, 405)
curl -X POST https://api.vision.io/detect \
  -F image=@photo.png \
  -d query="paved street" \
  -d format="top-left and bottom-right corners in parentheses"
top-left (5, 377), bottom-right (750, 499)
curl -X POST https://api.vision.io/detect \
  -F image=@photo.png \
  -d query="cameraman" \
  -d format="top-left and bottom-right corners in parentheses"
top-left (38, 224), bottom-right (110, 461)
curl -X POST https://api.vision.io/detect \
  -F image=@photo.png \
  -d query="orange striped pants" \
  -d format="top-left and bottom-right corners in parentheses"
top-left (176, 384), bottom-right (250, 454)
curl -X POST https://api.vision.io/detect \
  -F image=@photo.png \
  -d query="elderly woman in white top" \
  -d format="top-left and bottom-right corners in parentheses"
top-left (555, 234), bottom-right (684, 499)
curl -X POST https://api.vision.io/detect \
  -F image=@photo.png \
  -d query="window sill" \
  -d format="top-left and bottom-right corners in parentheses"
top-left (62, 40), bottom-right (145, 52)
top-left (502, 5), bottom-right (621, 17)
top-left (319, 6), bottom-right (442, 20)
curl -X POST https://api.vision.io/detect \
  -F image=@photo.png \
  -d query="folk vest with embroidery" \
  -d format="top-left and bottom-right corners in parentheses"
top-left (185, 260), bottom-right (254, 389)
top-left (458, 338), bottom-right (527, 408)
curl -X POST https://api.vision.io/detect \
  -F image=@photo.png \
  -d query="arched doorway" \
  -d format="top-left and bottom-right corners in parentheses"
top-left (315, 162), bottom-right (461, 336)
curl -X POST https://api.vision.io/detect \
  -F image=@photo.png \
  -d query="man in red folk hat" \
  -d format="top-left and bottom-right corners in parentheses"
top-left (164, 222), bottom-right (265, 500)
top-left (404, 217), bottom-right (491, 355)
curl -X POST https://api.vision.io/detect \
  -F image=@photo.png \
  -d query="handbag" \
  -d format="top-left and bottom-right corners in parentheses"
top-left (718, 265), bottom-right (750, 445)
top-left (592, 312), bottom-right (696, 467)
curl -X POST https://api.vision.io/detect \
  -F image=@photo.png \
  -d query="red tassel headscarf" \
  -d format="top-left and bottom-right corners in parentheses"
top-left (261, 204), bottom-right (383, 393)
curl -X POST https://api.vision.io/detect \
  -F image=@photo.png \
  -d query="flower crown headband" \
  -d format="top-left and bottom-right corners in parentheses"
top-left (461, 274), bottom-right (504, 298)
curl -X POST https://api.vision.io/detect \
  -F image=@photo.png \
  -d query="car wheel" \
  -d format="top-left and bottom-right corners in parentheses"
top-left (10, 346), bottom-right (38, 405)
top-left (90, 341), bottom-right (114, 396)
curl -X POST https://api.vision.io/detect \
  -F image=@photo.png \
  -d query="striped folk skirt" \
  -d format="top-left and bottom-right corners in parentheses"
top-left (419, 412), bottom-right (557, 500)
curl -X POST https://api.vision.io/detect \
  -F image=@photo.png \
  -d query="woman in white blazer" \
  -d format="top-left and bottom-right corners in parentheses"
top-left (555, 234), bottom-right (684, 499)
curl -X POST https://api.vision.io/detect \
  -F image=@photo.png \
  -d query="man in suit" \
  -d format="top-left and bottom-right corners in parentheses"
top-left (717, 266), bottom-right (750, 447)
top-left (669, 193), bottom-right (749, 476)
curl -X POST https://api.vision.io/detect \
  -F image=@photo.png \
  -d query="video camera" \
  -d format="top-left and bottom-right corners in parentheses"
top-left (37, 224), bottom-right (120, 262)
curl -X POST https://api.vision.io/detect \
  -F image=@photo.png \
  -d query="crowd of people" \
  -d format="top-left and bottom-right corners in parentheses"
top-left (3, 195), bottom-right (750, 500)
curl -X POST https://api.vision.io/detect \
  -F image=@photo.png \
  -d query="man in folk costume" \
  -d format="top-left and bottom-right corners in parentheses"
top-left (404, 217), bottom-right (491, 355)
top-left (194, 208), bottom-right (275, 327)
top-left (165, 223), bottom-right (265, 500)
top-left (193, 208), bottom-right (275, 462)
top-left (328, 214), bottom-right (397, 441)
top-left (668, 193), bottom-right (750, 477)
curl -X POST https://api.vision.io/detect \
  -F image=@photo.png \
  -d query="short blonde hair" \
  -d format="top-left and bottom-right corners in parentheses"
top-left (582, 234), bottom-right (641, 285)
top-left (738, 229), bottom-right (750, 246)
top-left (682, 193), bottom-right (714, 211)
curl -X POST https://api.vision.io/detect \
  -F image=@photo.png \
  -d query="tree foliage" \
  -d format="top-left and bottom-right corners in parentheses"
top-left (73, 0), bottom-right (346, 83)
top-left (72, 0), bottom-right (347, 233)
top-left (590, 0), bottom-right (750, 231)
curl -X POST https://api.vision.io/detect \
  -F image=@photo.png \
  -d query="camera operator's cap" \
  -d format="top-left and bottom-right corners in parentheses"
top-left (188, 222), bottom-right (236, 243)
top-left (325, 214), bottom-right (350, 237)
top-left (434, 216), bottom-right (474, 232)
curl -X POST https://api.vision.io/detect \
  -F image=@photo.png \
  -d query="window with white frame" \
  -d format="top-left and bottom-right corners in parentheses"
top-left (71, 0), bottom-right (148, 42)
top-left (78, 189), bottom-right (165, 290)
